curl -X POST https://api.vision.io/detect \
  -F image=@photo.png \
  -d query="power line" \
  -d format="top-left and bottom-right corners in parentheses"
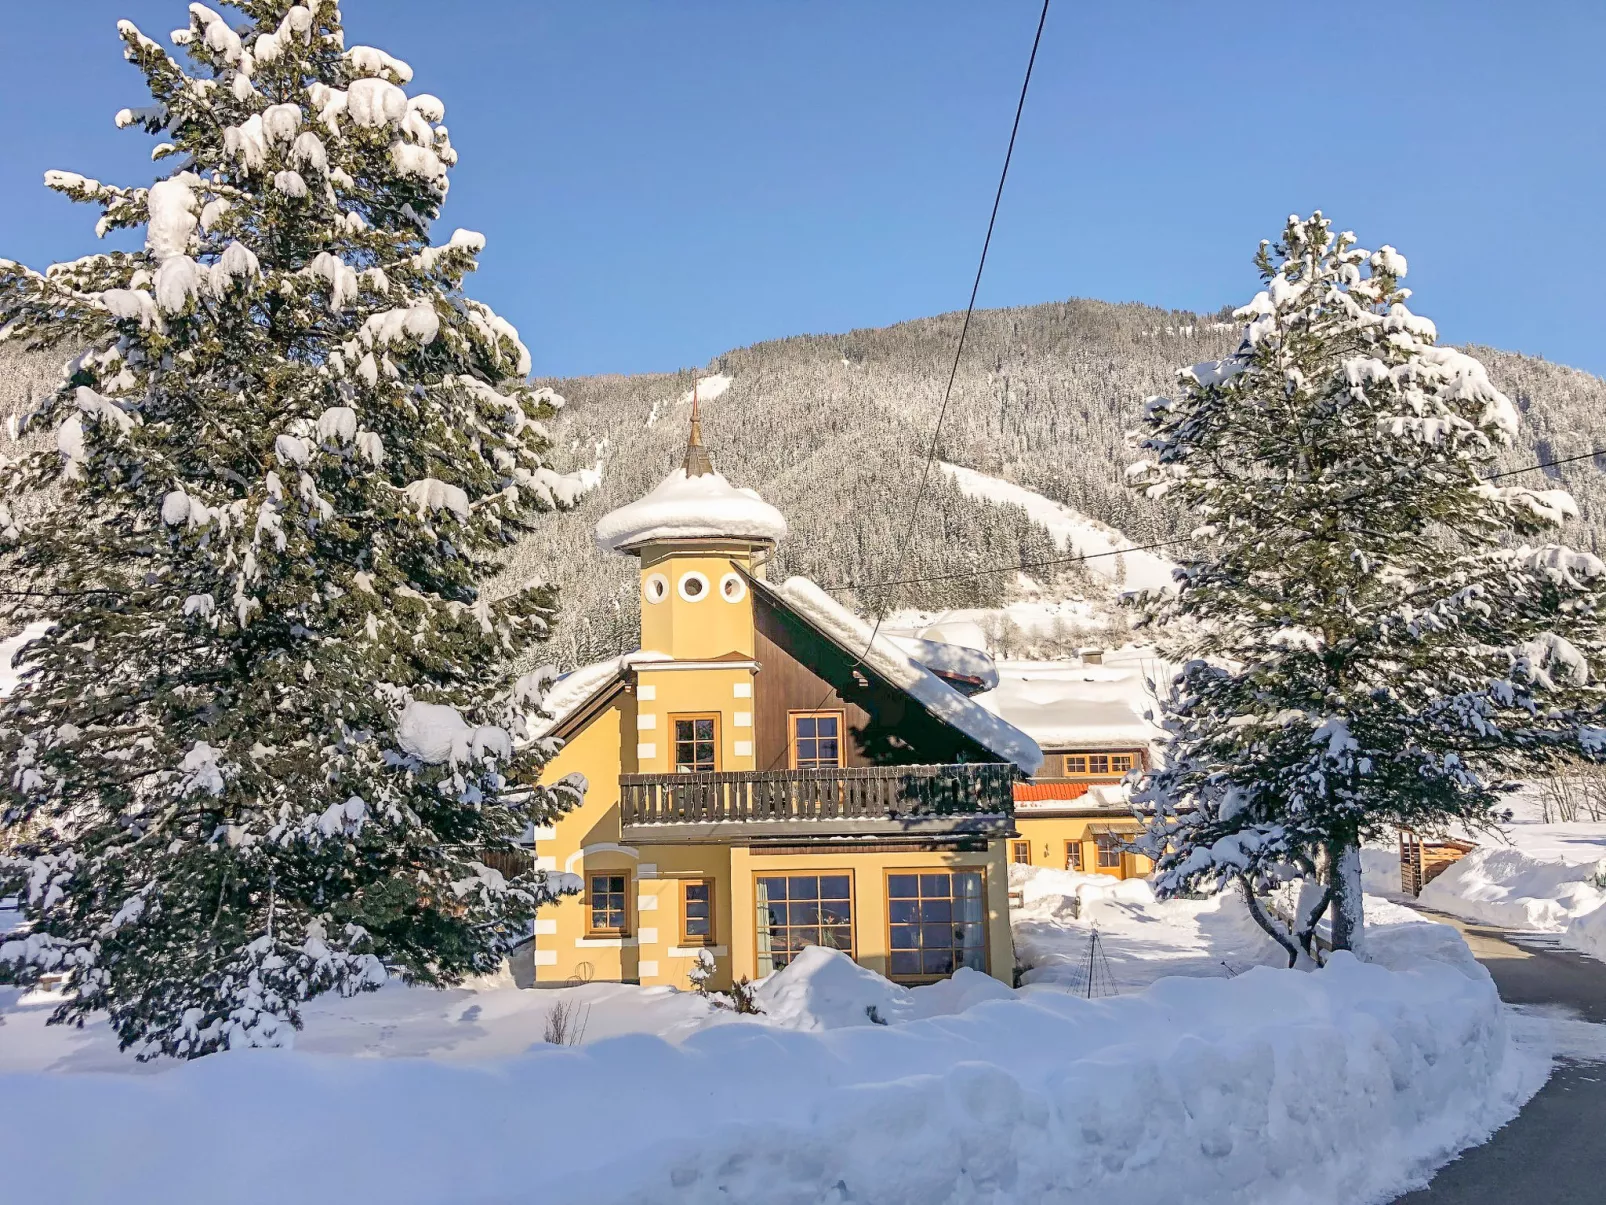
top-left (1485, 447), bottom-right (1604, 480)
top-left (762, 0), bottom-right (1051, 770)
top-left (860, 0), bottom-right (1050, 641)
top-left (821, 534), bottom-right (1191, 592)
top-left (820, 445), bottom-right (1606, 595)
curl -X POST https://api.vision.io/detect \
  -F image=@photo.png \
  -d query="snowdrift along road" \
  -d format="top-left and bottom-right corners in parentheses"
top-left (0, 936), bottom-right (1537, 1205)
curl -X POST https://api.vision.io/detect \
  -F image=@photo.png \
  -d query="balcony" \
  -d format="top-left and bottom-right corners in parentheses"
top-left (618, 763), bottom-right (1017, 843)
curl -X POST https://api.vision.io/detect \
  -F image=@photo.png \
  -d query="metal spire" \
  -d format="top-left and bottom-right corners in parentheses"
top-left (683, 376), bottom-right (715, 477)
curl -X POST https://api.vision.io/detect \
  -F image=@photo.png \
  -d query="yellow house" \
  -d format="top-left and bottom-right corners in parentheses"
top-left (526, 406), bottom-right (1041, 991)
top-left (975, 661), bottom-right (1159, 881)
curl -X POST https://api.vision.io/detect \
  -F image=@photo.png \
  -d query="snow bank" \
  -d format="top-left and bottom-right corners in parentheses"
top-left (773, 576), bottom-right (1042, 774)
top-left (940, 461), bottom-right (1178, 593)
top-left (1420, 844), bottom-right (1606, 959)
top-left (751, 945), bottom-right (1012, 1030)
top-left (1360, 843), bottom-right (1403, 895)
top-left (594, 467), bottom-right (787, 553)
top-left (0, 947), bottom-right (1535, 1205)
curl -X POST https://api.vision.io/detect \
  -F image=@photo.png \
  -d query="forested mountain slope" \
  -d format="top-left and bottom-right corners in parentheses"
top-left (506, 299), bottom-right (1606, 665)
top-left (7, 298), bottom-right (1606, 668)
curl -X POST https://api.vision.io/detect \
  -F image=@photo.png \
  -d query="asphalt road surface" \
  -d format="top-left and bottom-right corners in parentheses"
top-left (1391, 908), bottom-right (1606, 1205)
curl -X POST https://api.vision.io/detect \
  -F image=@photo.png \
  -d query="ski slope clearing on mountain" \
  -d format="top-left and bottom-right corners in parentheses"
top-left (940, 461), bottom-right (1178, 593)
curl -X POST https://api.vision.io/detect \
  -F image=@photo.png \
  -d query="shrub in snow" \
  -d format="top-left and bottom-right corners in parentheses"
top-left (0, 1), bottom-right (593, 1058)
top-left (1130, 214), bottom-right (1606, 959)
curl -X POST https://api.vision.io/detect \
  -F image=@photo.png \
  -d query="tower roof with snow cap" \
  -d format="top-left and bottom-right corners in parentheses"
top-left (594, 379), bottom-right (788, 554)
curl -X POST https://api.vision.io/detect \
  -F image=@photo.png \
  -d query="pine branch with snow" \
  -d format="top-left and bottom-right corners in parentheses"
top-left (0, 1), bottom-right (594, 1058)
top-left (1128, 213), bottom-right (1606, 955)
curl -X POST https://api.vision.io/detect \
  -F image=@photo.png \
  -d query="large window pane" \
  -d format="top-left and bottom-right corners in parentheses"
top-left (885, 869), bottom-right (988, 982)
top-left (922, 950), bottom-right (955, 975)
top-left (754, 872), bottom-right (855, 973)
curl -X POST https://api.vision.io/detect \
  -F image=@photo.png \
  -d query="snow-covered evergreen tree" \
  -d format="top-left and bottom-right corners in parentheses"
top-left (1128, 214), bottom-right (1606, 956)
top-left (0, 1), bottom-right (593, 1058)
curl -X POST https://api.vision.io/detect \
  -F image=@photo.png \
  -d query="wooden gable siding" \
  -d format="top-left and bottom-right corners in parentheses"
top-left (752, 590), bottom-right (996, 770)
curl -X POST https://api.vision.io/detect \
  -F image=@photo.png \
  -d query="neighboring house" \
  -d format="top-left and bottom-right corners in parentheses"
top-left (527, 406), bottom-right (1041, 991)
top-left (977, 659), bottom-right (1163, 880)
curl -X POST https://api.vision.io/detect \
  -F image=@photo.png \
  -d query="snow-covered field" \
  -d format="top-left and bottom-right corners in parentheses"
top-left (1363, 791), bottom-right (1606, 963)
top-left (0, 868), bottom-right (1543, 1205)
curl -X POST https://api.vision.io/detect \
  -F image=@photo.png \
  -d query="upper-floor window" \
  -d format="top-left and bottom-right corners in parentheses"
top-left (673, 715), bottom-right (719, 772)
top-left (790, 710), bottom-right (844, 769)
top-left (1063, 751), bottom-right (1138, 776)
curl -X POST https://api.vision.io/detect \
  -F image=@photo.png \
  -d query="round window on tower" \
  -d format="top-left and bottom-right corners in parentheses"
top-left (643, 573), bottom-right (670, 605)
top-left (678, 571), bottom-right (710, 602)
top-left (719, 572), bottom-right (747, 603)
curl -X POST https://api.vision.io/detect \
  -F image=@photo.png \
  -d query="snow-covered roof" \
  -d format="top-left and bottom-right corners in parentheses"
top-left (886, 635), bottom-right (999, 693)
top-left (594, 468), bottom-right (788, 555)
top-left (769, 577), bottom-right (1042, 775)
top-left (975, 661), bottom-right (1162, 751)
top-left (528, 651), bottom-right (672, 739)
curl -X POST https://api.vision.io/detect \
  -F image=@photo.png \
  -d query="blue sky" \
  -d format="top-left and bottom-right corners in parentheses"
top-left (4, 2), bottom-right (1603, 379)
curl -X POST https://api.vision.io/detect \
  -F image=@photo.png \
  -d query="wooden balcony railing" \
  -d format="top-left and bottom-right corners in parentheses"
top-left (619, 763), bottom-right (1016, 831)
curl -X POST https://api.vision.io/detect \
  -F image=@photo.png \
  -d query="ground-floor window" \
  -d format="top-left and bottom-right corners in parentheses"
top-left (755, 873), bottom-right (853, 975)
top-left (588, 871), bottom-right (631, 936)
top-left (887, 870), bottom-right (986, 981)
top-left (1011, 840), bottom-right (1031, 865)
top-left (1095, 832), bottom-right (1122, 869)
top-left (682, 878), bottom-right (715, 945)
top-left (1065, 841), bottom-right (1083, 871)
